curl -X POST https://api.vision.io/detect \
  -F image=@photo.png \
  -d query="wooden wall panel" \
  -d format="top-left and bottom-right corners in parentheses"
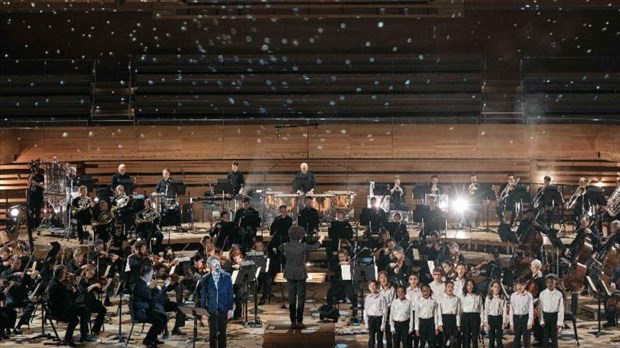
top-left (0, 129), bottom-right (18, 164)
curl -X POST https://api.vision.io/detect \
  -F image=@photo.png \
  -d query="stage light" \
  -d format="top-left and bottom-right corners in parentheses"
top-left (453, 197), bottom-right (469, 214)
top-left (595, 181), bottom-right (604, 188)
top-left (9, 207), bottom-right (20, 218)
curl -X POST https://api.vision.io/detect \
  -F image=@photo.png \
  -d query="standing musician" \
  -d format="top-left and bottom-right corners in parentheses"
top-left (71, 185), bottom-right (93, 244)
top-left (234, 197), bottom-right (260, 251)
top-left (389, 176), bottom-right (407, 211)
top-left (366, 196), bottom-right (388, 237)
top-left (155, 168), bottom-right (177, 200)
top-left (527, 259), bottom-right (547, 344)
top-left (429, 174), bottom-right (443, 196)
top-left (467, 173), bottom-right (482, 228)
top-left (298, 196), bottom-right (320, 238)
top-left (126, 240), bottom-right (153, 293)
top-left (496, 173), bottom-right (519, 227)
top-left (111, 163), bottom-right (134, 194)
top-left (387, 212), bottom-right (409, 253)
top-left (252, 238), bottom-right (277, 305)
top-left (270, 205), bottom-right (293, 250)
top-left (222, 247), bottom-right (247, 320)
top-left (27, 166), bottom-right (45, 230)
top-left (198, 257), bottom-right (234, 348)
top-left (534, 176), bottom-right (563, 227)
top-left (279, 226), bottom-right (325, 329)
top-left (567, 177), bottom-right (591, 225)
top-left (91, 200), bottom-right (114, 243)
top-left (136, 198), bottom-right (163, 252)
top-left (76, 265), bottom-right (107, 336)
top-left (47, 265), bottom-right (96, 345)
top-left (292, 162), bottom-right (315, 195)
top-left (210, 211), bottom-right (237, 251)
top-left (421, 195), bottom-right (445, 239)
top-left (227, 161), bottom-right (245, 196)
top-left (113, 185), bottom-right (135, 236)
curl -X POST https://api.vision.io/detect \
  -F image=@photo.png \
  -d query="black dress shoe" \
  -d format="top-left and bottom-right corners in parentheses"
top-left (171, 328), bottom-right (186, 336)
top-left (258, 298), bottom-right (266, 306)
top-left (162, 329), bottom-right (169, 339)
top-left (63, 340), bottom-right (77, 347)
top-left (104, 297), bottom-right (112, 306)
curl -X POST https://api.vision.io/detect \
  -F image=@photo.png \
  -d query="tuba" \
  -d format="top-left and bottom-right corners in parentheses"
top-left (606, 187), bottom-right (620, 216)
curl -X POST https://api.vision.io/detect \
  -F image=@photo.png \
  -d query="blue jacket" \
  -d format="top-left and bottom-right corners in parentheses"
top-left (131, 279), bottom-right (156, 322)
top-left (198, 271), bottom-right (234, 316)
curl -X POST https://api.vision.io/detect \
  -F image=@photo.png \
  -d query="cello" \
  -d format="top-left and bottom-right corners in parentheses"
top-left (563, 228), bottom-right (594, 292)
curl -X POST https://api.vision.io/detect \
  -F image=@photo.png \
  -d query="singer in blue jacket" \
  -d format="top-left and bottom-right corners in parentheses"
top-left (198, 257), bottom-right (234, 348)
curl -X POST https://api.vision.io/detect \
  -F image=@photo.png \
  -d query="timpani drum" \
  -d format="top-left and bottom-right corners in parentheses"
top-left (328, 191), bottom-right (357, 211)
top-left (274, 194), bottom-right (300, 217)
top-left (264, 191), bottom-right (283, 210)
top-left (308, 194), bottom-right (335, 221)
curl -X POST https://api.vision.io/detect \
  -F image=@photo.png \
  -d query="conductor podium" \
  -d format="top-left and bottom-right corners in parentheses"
top-left (263, 321), bottom-right (335, 348)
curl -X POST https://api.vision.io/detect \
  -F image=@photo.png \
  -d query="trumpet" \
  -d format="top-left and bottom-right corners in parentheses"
top-left (468, 182), bottom-right (478, 195)
top-left (499, 178), bottom-right (520, 201)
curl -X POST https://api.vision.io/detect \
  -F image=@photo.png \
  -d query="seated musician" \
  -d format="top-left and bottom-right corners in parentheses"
top-left (298, 196), bottom-right (320, 236)
top-left (76, 265), bottom-right (106, 336)
top-left (91, 200), bottom-right (114, 243)
top-left (569, 214), bottom-right (601, 257)
top-left (131, 265), bottom-right (166, 348)
top-left (109, 223), bottom-right (129, 256)
top-left (0, 247), bottom-right (11, 274)
top-left (440, 260), bottom-right (457, 282)
top-left (196, 235), bottom-right (212, 260)
top-left (47, 265), bottom-right (95, 345)
top-left (386, 246), bottom-right (411, 287)
top-left (270, 205), bottom-right (293, 249)
top-left (222, 247), bottom-right (247, 320)
top-left (234, 198), bottom-right (260, 251)
top-left (387, 212), bottom-right (409, 254)
top-left (422, 195), bottom-right (445, 238)
top-left (327, 211), bottom-right (354, 264)
top-left (71, 185), bottom-right (93, 244)
top-left (366, 197), bottom-right (388, 238)
top-left (152, 263), bottom-right (186, 337)
top-left (374, 234), bottom-right (396, 273)
top-left (599, 220), bottom-right (620, 255)
top-left (418, 231), bottom-right (445, 263)
top-left (293, 162), bottom-right (315, 195)
top-left (126, 240), bottom-right (153, 293)
top-left (210, 211), bottom-right (237, 251)
top-left (526, 259), bottom-right (547, 344)
top-left (67, 248), bottom-right (86, 275)
top-left (113, 184), bottom-right (135, 235)
top-left (252, 238), bottom-right (276, 305)
top-left (475, 249), bottom-right (503, 294)
top-left (438, 242), bottom-right (466, 266)
top-left (324, 249), bottom-right (358, 317)
top-left (1, 256), bottom-right (37, 334)
top-left (0, 283), bottom-right (16, 338)
top-left (496, 173), bottom-right (518, 227)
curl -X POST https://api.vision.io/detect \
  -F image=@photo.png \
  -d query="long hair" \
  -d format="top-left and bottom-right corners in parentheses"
top-left (487, 280), bottom-right (505, 300)
top-left (463, 278), bottom-right (478, 296)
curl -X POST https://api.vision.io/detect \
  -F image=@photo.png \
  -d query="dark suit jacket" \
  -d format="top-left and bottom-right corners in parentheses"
top-left (47, 279), bottom-right (77, 319)
top-left (279, 240), bottom-right (321, 281)
top-left (132, 279), bottom-right (156, 322)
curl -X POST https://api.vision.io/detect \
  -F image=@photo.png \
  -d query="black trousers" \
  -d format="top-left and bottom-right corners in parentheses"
top-left (63, 305), bottom-right (91, 341)
top-left (144, 308), bottom-right (167, 344)
top-left (287, 279), bottom-right (306, 324)
top-left (542, 312), bottom-right (558, 348)
top-left (326, 280), bottom-right (358, 308)
top-left (462, 312), bottom-right (481, 348)
top-left (384, 308), bottom-right (393, 348)
top-left (487, 315), bottom-right (503, 348)
top-left (393, 320), bottom-right (411, 348)
top-left (410, 311), bottom-right (419, 348)
top-left (418, 318), bottom-right (435, 348)
top-left (0, 307), bottom-right (16, 332)
top-left (14, 300), bottom-right (35, 329)
top-left (258, 272), bottom-right (273, 301)
top-left (513, 314), bottom-right (531, 348)
top-left (163, 300), bottom-right (186, 330)
top-left (368, 315), bottom-right (383, 348)
top-left (89, 300), bottom-right (107, 334)
top-left (208, 312), bottom-right (228, 348)
top-left (496, 202), bottom-right (516, 225)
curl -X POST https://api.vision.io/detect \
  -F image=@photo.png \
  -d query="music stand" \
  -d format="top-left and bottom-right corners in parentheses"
top-left (118, 178), bottom-right (135, 194)
top-left (234, 264), bottom-right (261, 327)
top-left (373, 183), bottom-right (391, 196)
top-left (586, 275), bottom-right (612, 337)
top-left (214, 181), bottom-right (235, 196)
top-left (179, 306), bottom-right (210, 348)
top-left (497, 223), bottom-right (520, 244)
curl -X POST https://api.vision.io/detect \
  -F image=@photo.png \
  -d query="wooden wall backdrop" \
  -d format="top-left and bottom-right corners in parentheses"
top-left (1, 123), bottom-right (619, 223)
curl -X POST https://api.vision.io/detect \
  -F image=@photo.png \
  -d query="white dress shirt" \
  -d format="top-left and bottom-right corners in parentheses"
top-left (538, 288), bottom-right (564, 326)
top-left (430, 281), bottom-right (445, 299)
top-left (414, 296), bottom-right (442, 330)
top-left (364, 292), bottom-right (388, 328)
top-left (484, 296), bottom-right (508, 325)
top-left (453, 277), bottom-right (465, 298)
top-left (509, 291), bottom-right (534, 328)
top-left (461, 293), bottom-right (485, 322)
top-left (390, 297), bottom-right (414, 332)
top-left (380, 286), bottom-right (396, 306)
top-left (437, 293), bottom-right (461, 326)
top-left (406, 286), bottom-right (422, 304)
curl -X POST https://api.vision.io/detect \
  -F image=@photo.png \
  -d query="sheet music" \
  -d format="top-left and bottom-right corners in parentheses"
top-left (427, 261), bottom-right (435, 272)
top-left (341, 265), bottom-right (352, 281)
top-left (266, 258), bottom-right (270, 272)
top-left (103, 265), bottom-right (112, 278)
top-left (232, 270), bottom-right (239, 284)
top-left (169, 265), bottom-right (176, 275)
